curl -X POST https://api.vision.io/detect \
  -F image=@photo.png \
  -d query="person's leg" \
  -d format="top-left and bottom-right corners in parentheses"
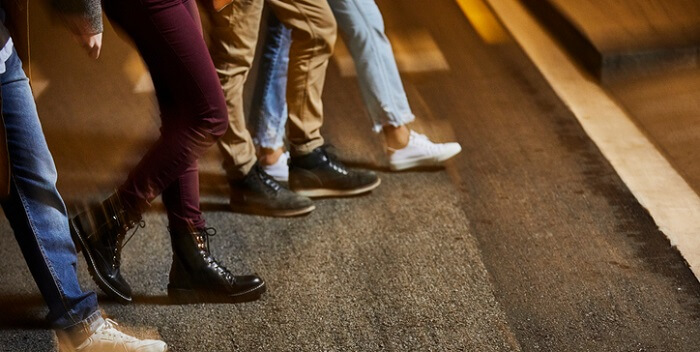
top-left (253, 12), bottom-right (291, 163)
top-left (0, 46), bottom-right (99, 336)
top-left (251, 12), bottom-right (292, 182)
top-left (204, 1), bottom-right (315, 217)
top-left (72, 0), bottom-right (265, 304)
top-left (206, 0), bottom-right (264, 181)
top-left (160, 0), bottom-right (207, 230)
top-left (258, 0), bottom-right (381, 198)
top-left (328, 0), bottom-right (414, 135)
top-left (329, 0), bottom-right (461, 170)
top-left (106, 0), bottom-right (228, 216)
top-left (71, 0), bottom-right (228, 303)
top-left (0, 47), bottom-right (166, 352)
top-left (267, 0), bottom-right (335, 156)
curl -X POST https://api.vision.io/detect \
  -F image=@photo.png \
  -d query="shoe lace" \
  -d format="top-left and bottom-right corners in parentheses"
top-left (85, 197), bottom-right (144, 269)
top-left (257, 166), bottom-right (282, 193)
top-left (195, 226), bottom-right (217, 252)
top-left (320, 144), bottom-right (349, 175)
top-left (95, 319), bottom-right (140, 343)
top-left (409, 131), bottom-right (442, 152)
top-left (195, 227), bottom-right (236, 284)
top-left (113, 220), bottom-right (146, 268)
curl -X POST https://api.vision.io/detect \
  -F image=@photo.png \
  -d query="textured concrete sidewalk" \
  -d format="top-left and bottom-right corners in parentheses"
top-left (0, 165), bottom-right (521, 351)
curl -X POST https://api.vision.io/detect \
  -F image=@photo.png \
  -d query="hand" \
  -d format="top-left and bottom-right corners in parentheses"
top-left (74, 32), bottom-right (103, 59)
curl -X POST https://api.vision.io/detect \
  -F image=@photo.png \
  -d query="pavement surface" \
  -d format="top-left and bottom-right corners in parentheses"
top-left (0, 1), bottom-right (699, 351)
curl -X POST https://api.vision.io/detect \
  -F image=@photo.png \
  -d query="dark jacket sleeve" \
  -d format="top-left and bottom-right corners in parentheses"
top-left (50, 0), bottom-right (103, 35)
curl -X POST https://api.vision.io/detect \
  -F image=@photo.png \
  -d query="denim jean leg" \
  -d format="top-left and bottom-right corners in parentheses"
top-left (253, 13), bottom-right (292, 150)
top-left (0, 49), bottom-right (99, 331)
top-left (329, 0), bottom-right (415, 131)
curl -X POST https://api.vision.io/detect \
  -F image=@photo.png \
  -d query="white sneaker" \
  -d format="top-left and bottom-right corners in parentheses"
top-left (262, 151), bottom-right (290, 182)
top-left (387, 131), bottom-right (462, 171)
top-left (74, 319), bottom-right (167, 352)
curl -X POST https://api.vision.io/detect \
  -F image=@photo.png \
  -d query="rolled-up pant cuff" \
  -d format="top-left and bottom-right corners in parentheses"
top-left (290, 138), bottom-right (325, 157)
top-left (372, 112), bottom-right (416, 133)
top-left (223, 156), bottom-right (257, 182)
top-left (56, 310), bottom-right (104, 348)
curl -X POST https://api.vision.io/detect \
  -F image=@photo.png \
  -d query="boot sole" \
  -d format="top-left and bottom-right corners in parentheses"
top-left (229, 203), bottom-right (316, 217)
top-left (167, 282), bottom-right (267, 304)
top-left (292, 178), bottom-right (382, 198)
top-left (70, 220), bottom-right (133, 305)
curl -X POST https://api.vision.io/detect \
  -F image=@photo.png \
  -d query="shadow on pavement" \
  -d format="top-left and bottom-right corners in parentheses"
top-left (0, 295), bottom-right (49, 329)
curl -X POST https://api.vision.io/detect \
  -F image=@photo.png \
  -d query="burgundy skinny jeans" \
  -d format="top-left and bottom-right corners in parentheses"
top-left (102, 0), bottom-right (228, 229)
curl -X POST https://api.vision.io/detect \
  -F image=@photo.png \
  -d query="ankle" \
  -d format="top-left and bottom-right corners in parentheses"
top-left (383, 125), bottom-right (410, 150)
top-left (258, 147), bottom-right (285, 166)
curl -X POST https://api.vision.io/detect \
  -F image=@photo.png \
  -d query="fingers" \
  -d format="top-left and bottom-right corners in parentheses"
top-left (77, 33), bottom-right (103, 60)
top-left (88, 44), bottom-right (101, 59)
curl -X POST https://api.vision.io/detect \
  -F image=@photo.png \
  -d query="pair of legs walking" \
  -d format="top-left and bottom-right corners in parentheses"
top-left (71, 0), bottom-right (265, 307)
top-left (254, 0), bottom-right (462, 176)
top-left (203, 0), bottom-right (381, 218)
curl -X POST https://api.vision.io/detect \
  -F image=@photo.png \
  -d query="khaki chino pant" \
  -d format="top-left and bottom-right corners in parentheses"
top-left (205, 0), bottom-right (336, 180)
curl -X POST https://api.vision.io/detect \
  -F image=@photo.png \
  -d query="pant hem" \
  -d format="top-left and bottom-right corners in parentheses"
top-left (56, 310), bottom-right (104, 347)
top-left (290, 138), bottom-right (325, 156)
top-left (254, 136), bottom-right (285, 150)
top-left (373, 112), bottom-right (416, 133)
top-left (223, 157), bottom-right (257, 182)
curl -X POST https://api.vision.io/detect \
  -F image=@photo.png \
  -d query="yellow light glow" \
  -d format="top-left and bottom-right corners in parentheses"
top-left (456, 0), bottom-right (509, 44)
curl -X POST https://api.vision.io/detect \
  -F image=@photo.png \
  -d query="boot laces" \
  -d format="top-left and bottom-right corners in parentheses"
top-left (195, 227), bottom-right (217, 252)
top-left (85, 197), bottom-right (144, 270)
top-left (195, 227), bottom-right (235, 283)
top-left (112, 220), bottom-right (146, 268)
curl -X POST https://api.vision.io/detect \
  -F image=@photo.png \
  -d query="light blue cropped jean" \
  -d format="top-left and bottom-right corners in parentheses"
top-left (253, 0), bottom-right (415, 149)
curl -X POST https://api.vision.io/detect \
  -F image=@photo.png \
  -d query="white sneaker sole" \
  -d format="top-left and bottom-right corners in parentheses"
top-left (389, 146), bottom-right (462, 171)
top-left (293, 178), bottom-right (382, 198)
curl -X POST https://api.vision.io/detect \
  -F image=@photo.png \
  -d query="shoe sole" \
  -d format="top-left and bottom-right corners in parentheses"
top-left (293, 178), bottom-right (382, 198)
top-left (167, 282), bottom-right (267, 304)
top-left (229, 203), bottom-right (316, 217)
top-left (389, 147), bottom-right (462, 171)
top-left (70, 220), bottom-right (133, 305)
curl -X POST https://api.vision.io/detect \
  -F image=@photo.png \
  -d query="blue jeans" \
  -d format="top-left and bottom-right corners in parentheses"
top-left (253, 0), bottom-right (415, 147)
top-left (252, 13), bottom-right (291, 150)
top-left (0, 47), bottom-right (101, 338)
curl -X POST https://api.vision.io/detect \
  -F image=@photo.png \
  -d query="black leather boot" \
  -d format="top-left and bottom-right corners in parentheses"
top-left (167, 225), bottom-right (266, 303)
top-left (70, 192), bottom-right (142, 304)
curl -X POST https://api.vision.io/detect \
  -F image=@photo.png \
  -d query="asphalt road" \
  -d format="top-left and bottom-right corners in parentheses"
top-left (0, 1), bottom-right (698, 351)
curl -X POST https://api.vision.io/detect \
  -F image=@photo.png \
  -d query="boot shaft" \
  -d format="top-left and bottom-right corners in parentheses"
top-left (168, 225), bottom-right (234, 291)
top-left (167, 225), bottom-right (267, 303)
